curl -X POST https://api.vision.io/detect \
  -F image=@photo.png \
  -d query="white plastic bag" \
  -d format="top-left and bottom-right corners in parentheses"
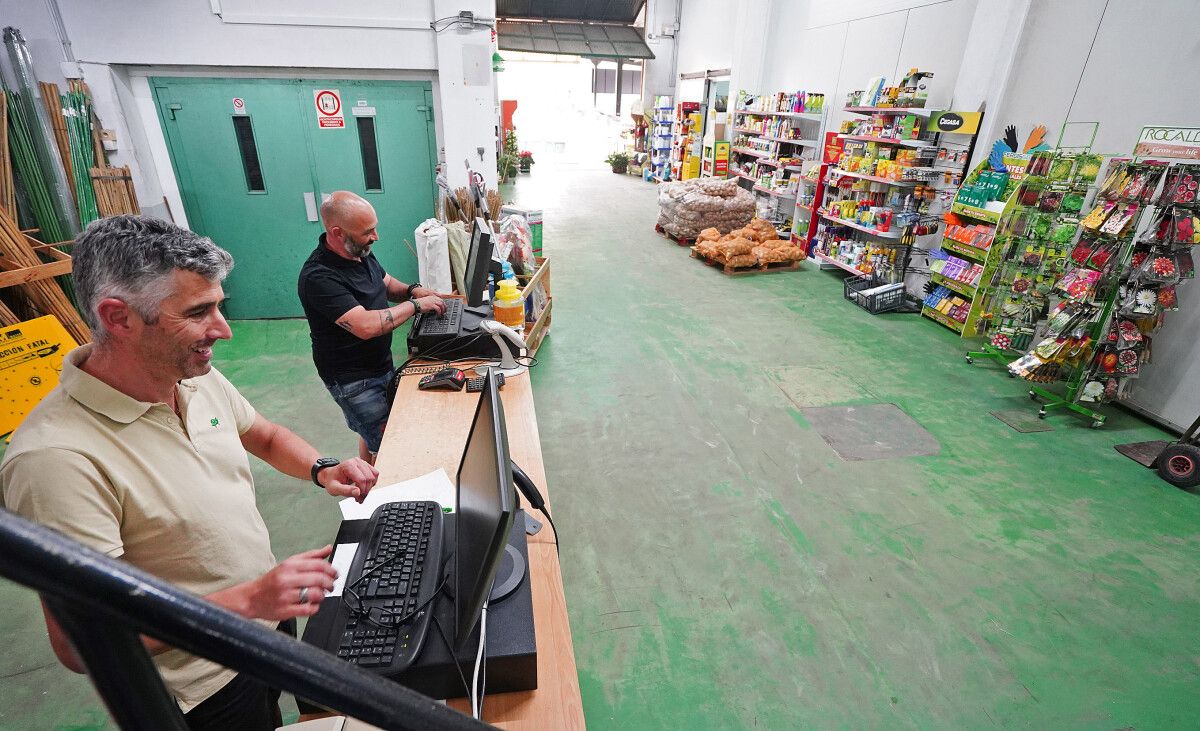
top-left (415, 219), bottom-right (452, 294)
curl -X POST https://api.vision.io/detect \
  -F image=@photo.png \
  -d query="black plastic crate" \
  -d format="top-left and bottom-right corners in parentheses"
top-left (843, 274), bottom-right (909, 314)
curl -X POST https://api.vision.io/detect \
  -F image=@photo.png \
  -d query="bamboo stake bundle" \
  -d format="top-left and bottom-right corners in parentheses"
top-left (5, 89), bottom-right (74, 242)
top-left (0, 208), bottom-right (89, 343)
top-left (0, 94), bottom-right (14, 219)
top-left (441, 186), bottom-right (502, 225)
top-left (65, 89), bottom-right (99, 223)
top-left (38, 81), bottom-right (73, 199)
top-left (90, 166), bottom-right (139, 216)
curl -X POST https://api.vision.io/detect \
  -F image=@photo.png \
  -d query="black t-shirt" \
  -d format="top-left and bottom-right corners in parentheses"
top-left (297, 235), bottom-right (393, 384)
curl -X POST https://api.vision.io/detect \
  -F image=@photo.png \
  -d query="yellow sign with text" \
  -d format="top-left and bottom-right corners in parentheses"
top-left (1, 316), bottom-right (78, 437)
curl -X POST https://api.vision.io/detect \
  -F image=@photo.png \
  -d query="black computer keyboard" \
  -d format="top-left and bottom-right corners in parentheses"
top-left (336, 501), bottom-right (444, 672)
top-left (417, 299), bottom-right (464, 336)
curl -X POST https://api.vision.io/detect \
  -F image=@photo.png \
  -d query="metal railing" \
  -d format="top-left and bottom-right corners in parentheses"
top-left (0, 507), bottom-right (488, 730)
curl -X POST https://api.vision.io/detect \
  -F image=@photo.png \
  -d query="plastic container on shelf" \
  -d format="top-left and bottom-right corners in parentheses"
top-left (493, 279), bottom-right (525, 334)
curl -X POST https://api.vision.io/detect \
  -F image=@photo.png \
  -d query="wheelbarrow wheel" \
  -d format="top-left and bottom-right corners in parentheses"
top-left (1157, 443), bottom-right (1200, 489)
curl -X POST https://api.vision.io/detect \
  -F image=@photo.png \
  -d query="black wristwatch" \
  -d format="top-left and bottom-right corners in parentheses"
top-left (311, 457), bottom-right (340, 487)
top-left (406, 282), bottom-right (421, 299)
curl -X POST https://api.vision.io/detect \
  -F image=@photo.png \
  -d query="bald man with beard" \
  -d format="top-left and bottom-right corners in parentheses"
top-left (298, 191), bottom-right (447, 462)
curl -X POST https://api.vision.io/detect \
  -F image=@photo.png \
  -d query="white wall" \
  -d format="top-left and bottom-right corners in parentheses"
top-left (641, 0), bottom-right (681, 98)
top-left (675, 0), bottom-right (733, 75)
top-left (999, 0), bottom-right (1200, 155)
top-left (55, 0), bottom-right (438, 71)
top-left (755, 0), bottom-right (977, 134)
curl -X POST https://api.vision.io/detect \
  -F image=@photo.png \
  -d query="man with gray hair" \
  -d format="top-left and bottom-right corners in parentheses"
top-left (299, 191), bottom-right (447, 463)
top-left (0, 215), bottom-right (378, 729)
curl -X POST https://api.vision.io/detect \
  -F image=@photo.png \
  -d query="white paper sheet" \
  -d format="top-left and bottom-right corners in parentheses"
top-left (338, 467), bottom-right (456, 521)
top-left (327, 542), bottom-right (359, 597)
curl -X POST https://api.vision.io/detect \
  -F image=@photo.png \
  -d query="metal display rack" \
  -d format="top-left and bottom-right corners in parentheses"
top-left (811, 104), bottom-right (979, 298)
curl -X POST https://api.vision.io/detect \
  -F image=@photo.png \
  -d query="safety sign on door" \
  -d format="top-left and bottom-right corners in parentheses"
top-left (314, 89), bottom-right (345, 129)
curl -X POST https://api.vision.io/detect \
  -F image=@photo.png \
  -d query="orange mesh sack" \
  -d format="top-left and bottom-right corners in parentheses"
top-left (753, 246), bottom-right (790, 263)
top-left (726, 253), bottom-right (758, 268)
top-left (717, 237), bottom-right (755, 257)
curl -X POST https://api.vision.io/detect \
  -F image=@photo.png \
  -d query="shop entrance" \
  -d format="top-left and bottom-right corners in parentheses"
top-left (152, 77), bottom-right (436, 319)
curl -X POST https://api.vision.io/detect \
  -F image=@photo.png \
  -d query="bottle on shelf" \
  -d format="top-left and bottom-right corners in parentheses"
top-left (492, 279), bottom-right (525, 334)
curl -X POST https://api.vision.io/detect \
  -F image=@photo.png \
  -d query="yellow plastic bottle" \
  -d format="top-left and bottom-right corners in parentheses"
top-left (493, 278), bottom-right (525, 334)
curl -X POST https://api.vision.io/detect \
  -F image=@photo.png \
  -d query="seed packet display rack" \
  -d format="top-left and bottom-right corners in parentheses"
top-left (926, 152), bottom-right (1030, 335)
top-left (965, 147), bottom-right (1098, 364)
top-left (1068, 159), bottom-right (1200, 416)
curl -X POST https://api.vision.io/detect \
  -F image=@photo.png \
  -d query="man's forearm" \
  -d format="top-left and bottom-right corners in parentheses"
top-left (251, 421), bottom-right (322, 482)
top-left (385, 278), bottom-right (411, 302)
top-left (375, 300), bottom-right (420, 336)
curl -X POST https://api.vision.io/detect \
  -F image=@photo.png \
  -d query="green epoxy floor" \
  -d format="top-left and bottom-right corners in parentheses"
top-left (2, 166), bottom-right (1200, 728)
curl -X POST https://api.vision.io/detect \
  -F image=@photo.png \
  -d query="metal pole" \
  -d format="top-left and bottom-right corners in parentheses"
top-left (615, 58), bottom-right (623, 116)
top-left (0, 508), bottom-right (486, 731)
top-left (45, 597), bottom-right (188, 730)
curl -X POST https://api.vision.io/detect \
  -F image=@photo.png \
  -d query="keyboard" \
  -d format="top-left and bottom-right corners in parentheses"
top-left (417, 299), bottom-right (464, 336)
top-left (336, 501), bottom-right (444, 672)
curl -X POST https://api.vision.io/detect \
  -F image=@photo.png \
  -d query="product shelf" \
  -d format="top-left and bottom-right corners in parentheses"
top-left (754, 185), bottom-right (797, 199)
top-left (828, 168), bottom-right (919, 187)
top-left (813, 251), bottom-right (866, 276)
top-left (737, 110), bottom-right (823, 120)
top-left (844, 106), bottom-right (935, 116)
top-left (840, 134), bottom-right (935, 148)
top-left (940, 237), bottom-right (990, 262)
top-left (754, 135), bottom-right (820, 147)
top-left (921, 305), bottom-right (966, 333)
top-left (930, 271), bottom-right (978, 298)
top-left (818, 212), bottom-right (904, 239)
top-left (731, 147), bottom-right (770, 158)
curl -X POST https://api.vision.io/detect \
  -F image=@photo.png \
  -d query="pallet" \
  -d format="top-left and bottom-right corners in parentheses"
top-left (689, 247), bottom-right (801, 276)
top-left (654, 224), bottom-right (695, 247)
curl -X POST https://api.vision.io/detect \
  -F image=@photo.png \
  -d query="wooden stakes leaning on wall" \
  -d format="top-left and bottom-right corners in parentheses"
top-left (0, 208), bottom-right (90, 344)
top-left (39, 81), bottom-right (74, 202)
top-left (90, 166), bottom-right (140, 217)
top-left (441, 187), bottom-right (503, 225)
top-left (0, 94), bottom-right (14, 219)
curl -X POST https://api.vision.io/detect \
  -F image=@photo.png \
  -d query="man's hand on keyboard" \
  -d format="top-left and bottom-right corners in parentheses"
top-left (318, 457), bottom-right (380, 502)
top-left (412, 295), bottom-right (447, 316)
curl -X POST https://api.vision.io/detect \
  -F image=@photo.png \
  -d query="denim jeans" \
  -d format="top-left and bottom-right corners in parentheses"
top-left (324, 371), bottom-right (392, 454)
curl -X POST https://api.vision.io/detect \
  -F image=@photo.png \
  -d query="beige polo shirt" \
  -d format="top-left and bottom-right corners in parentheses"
top-left (0, 344), bottom-right (277, 712)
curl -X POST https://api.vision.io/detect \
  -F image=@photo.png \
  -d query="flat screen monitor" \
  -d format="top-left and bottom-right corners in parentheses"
top-left (464, 217), bottom-right (494, 307)
top-left (454, 371), bottom-right (516, 647)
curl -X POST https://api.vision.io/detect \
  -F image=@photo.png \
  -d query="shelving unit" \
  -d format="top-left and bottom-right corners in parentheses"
top-left (701, 139), bottom-right (730, 178)
top-left (670, 102), bottom-right (703, 181)
top-left (808, 91), bottom-right (984, 312)
top-left (729, 89), bottom-right (827, 235)
top-left (963, 147), bottom-right (1087, 356)
top-left (650, 95), bottom-right (674, 182)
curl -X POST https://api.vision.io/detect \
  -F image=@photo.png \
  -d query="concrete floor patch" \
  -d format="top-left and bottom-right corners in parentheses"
top-left (800, 403), bottom-right (941, 461)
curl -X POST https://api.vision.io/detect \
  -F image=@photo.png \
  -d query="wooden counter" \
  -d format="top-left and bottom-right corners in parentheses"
top-left (374, 370), bottom-right (584, 727)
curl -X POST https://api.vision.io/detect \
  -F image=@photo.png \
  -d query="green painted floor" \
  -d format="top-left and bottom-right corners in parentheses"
top-left (3, 166), bottom-right (1200, 728)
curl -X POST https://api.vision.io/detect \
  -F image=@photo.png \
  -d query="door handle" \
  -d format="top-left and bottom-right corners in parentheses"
top-left (303, 192), bottom-right (318, 222)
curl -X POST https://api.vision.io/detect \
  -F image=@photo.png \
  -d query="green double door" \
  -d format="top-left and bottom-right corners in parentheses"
top-left (153, 77), bottom-right (436, 318)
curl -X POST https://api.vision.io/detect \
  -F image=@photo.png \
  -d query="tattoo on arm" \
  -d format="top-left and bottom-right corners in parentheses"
top-left (380, 309), bottom-right (395, 335)
top-left (336, 319), bottom-right (353, 333)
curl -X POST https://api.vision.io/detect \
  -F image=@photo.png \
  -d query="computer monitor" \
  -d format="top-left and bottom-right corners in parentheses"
top-left (454, 370), bottom-right (516, 647)
top-left (464, 217), bottom-right (494, 307)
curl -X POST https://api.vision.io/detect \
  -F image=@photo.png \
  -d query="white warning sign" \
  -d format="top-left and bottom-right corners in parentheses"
top-left (314, 89), bottom-right (344, 129)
